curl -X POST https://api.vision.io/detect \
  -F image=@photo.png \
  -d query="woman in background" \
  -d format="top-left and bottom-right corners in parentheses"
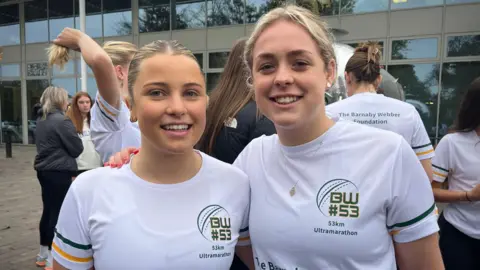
top-left (34, 86), bottom-right (83, 269)
top-left (66, 91), bottom-right (102, 178)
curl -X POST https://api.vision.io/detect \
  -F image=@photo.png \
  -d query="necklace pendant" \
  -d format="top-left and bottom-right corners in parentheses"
top-left (289, 186), bottom-right (296, 197)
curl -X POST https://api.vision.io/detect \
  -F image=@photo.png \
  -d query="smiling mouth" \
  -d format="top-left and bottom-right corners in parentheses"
top-left (160, 124), bottom-right (192, 131)
top-left (270, 96), bottom-right (303, 105)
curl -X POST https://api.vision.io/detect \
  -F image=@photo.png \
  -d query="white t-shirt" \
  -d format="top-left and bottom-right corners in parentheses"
top-left (52, 152), bottom-right (251, 270)
top-left (76, 119), bottom-right (102, 170)
top-left (234, 120), bottom-right (438, 270)
top-left (90, 93), bottom-right (141, 163)
top-left (432, 130), bottom-right (480, 239)
top-left (326, 92), bottom-right (434, 160)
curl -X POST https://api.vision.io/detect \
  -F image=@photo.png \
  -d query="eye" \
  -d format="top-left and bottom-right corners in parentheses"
top-left (184, 90), bottom-right (199, 98)
top-left (293, 60), bottom-right (309, 70)
top-left (258, 63), bottom-right (275, 73)
top-left (149, 89), bottom-right (166, 97)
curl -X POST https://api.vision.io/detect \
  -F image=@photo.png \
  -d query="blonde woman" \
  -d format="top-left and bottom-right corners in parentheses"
top-left (48, 33), bottom-right (139, 163)
top-left (33, 86), bottom-right (83, 269)
top-left (109, 5), bottom-right (444, 269)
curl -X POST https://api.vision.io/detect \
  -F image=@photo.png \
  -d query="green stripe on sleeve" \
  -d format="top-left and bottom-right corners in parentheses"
top-left (412, 143), bottom-right (432, 150)
top-left (386, 203), bottom-right (436, 230)
top-left (55, 228), bottom-right (92, 250)
top-left (432, 164), bottom-right (449, 173)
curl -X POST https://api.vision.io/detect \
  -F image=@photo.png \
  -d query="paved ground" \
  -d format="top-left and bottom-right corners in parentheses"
top-left (0, 145), bottom-right (40, 270)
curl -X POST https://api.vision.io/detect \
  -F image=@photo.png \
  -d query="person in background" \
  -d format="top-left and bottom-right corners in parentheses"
top-left (33, 86), bottom-right (83, 270)
top-left (48, 32), bottom-right (139, 163)
top-left (196, 38), bottom-right (275, 270)
top-left (66, 92), bottom-right (102, 179)
top-left (431, 76), bottom-right (480, 270)
top-left (326, 41), bottom-right (434, 182)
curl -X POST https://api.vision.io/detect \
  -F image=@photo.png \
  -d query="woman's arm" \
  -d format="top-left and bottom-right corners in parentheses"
top-left (433, 181), bottom-right (480, 203)
top-left (235, 246), bottom-right (255, 269)
top-left (394, 233), bottom-right (444, 270)
top-left (52, 28), bottom-right (121, 108)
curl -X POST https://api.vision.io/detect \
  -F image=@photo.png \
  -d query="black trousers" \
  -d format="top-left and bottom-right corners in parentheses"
top-left (438, 213), bottom-right (480, 270)
top-left (37, 171), bottom-right (72, 248)
top-left (230, 254), bottom-right (249, 270)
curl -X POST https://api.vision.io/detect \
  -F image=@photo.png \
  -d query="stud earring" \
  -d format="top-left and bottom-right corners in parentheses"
top-left (327, 82), bottom-right (331, 88)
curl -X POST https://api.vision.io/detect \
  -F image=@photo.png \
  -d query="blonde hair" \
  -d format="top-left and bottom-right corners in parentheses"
top-left (127, 40), bottom-right (199, 105)
top-left (39, 86), bottom-right (69, 119)
top-left (243, 4), bottom-right (336, 82)
top-left (47, 40), bottom-right (137, 71)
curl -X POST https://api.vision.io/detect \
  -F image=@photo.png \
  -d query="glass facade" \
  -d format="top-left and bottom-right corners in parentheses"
top-left (0, 0), bottom-right (479, 145)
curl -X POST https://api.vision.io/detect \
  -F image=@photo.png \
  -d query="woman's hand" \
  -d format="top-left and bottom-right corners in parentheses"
top-left (53, 27), bottom-right (84, 51)
top-left (467, 183), bottom-right (480, 201)
top-left (105, 147), bottom-right (139, 168)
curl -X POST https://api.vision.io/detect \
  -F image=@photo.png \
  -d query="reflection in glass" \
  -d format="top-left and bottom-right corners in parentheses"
top-left (345, 41), bottom-right (385, 60)
top-left (296, 0), bottom-right (338, 16)
top-left (75, 59), bottom-right (94, 75)
top-left (53, 61), bottom-right (75, 76)
top-left (27, 63), bottom-right (49, 77)
top-left (74, 0), bottom-right (102, 38)
top-left (207, 73), bottom-right (222, 94)
top-left (447, 35), bottom-right (480, 57)
top-left (77, 76), bottom-right (98, 99)
top-left (0, 4), bottom-right (20, 46)
top-left (446, 0), bottom-right (480, 4)
top-left (139, 0), bottom-right (170, 32)
top-left (174, 0), bottom-right (206, 30)
top-left (104, 0), bottom-right (132, 36)
top-left (0, 80), bottom-right (22, 143)
top-left (439, 62), bottom-right (480, 136)
top-left (51, 77), bottom-right (77, 98)
top-left (340, 0), bottom-right (388, 14)
top-left (0, 64), bottom-right (20, 77)
top-left (49, 0), bottom-right (75, 41)
top-left (391, 38), bottom-right (438, 60)
top-left (209, 52), bottom-right (229, 69)
top-left (388, 63), bottom-right (439, 138)
top-left (245, 0), bottom-right (285, 24)
top-left (27, 80), bottom-right (50, 144)
top-left (391, 0), bottom-right (442, 10)
top-left (25, 0), bottom-right (48, 43)
top-left (207, 0), bottom-right (244, 27)
top-left (194, 53), bottom-right (204, 69)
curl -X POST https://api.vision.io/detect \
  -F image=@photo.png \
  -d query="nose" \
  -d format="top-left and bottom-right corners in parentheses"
top-left (166, 94), bottom-right (186, 116)
top-left (274, 63), bottom-right (294, 88)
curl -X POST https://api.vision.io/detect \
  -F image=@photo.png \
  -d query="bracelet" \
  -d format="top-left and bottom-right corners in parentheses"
top-left (466, 192), bottom-right (473, 202)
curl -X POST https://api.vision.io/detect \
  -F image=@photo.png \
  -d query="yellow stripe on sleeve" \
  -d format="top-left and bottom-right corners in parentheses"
top-left (416, 149), bottom-right (434, 156)
top-left (433, 171), bottom-right (447, 178)
top-left (52, 242), bottom-right (93, 263)
top-left (239, 236), bottom-right (250, 242)
top-left (97, 97), bottom-right (118, 117)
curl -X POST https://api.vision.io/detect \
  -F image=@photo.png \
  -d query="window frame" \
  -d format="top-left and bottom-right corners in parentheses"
top-left (443, 31), bottom-right (480, 61)
top-left (341, 39), bottom-right (387, 64)
top-left (388, 35), bottom-right (441, 63)
top-left (207, 50), bottom-right (229, 71)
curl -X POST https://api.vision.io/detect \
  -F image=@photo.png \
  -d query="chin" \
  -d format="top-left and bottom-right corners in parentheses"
top-left (269, 115), bottom-right (302, 130)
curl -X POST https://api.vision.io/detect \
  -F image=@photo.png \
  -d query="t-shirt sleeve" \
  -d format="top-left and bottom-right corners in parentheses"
top-left (431, 136), bottom-right (450, 183)
top-left (386, 138), bottom-right (439, 243)
top-left (52, 183), bottom-right (93, 269)
top-left (411, 110), bottom-right (434, 160)
top-left (91, 92), bottom-right (127, 132)
top-left (237, 199), bottom-right (251, 247)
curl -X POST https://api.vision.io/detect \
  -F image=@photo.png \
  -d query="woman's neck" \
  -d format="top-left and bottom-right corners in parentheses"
top-left (276, 110), bottom-right (335, 147)
top-left (352, 84), bottom-right (377, 95)
top-left (131, 141), bottom-right (202, 185)
top-left (476, 127), bottom-right (480, 136)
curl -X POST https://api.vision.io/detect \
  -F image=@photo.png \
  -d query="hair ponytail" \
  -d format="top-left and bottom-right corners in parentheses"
top-left (47, 44), bottom-right (71, 70)
top-left (345, 41), bottom-right (382, 85)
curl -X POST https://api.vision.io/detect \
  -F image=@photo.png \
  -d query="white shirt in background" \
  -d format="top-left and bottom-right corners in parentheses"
top-left (52, 152), bottom-right (251, 269)
top-left (432, 130), bottom-right (480, 239)
top-left (234, 119), bottom-right (438, 270)
top-left (76, 118), bottom-right (102, 170)
top-left (326, 92), bottom-right (434, 160)
top-left (90, 93), bottom-right (141, 163)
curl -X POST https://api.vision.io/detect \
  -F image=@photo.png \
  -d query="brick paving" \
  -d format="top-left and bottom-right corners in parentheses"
top-left (0, 145), bottom-right (41, 270)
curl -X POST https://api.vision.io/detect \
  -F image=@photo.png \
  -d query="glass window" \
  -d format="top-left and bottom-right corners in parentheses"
top-left (391, 0), bottom-right (442, 10)
top-left (0, 64), bottom-right (20, 77)
top-left (25, 0), bottom-right (49, 43)
top-left (174, 0), bottom-right (206, 30)
top-left (0, 4), bottom-right (20, 46)
top-left (194, 53), bottom-right (204, 70)
top-left (446, 0), bottom-right (480, 4)
top-left (296, 0), bottom-right (338, 16)
top-left (76, 76), bottom-right (98, 99)
top-left (446, 35), bottom-right (480, 58)
top-left (139, 0), bottom-right (170, 33)
top-left (103, 0), bottom-right (132, 36)
top-left (75, 59), bottom-right (94, 75)
top-left (74, 0), bottom-right (102, 38)
top-left (207, 72), bottom-right (222, 93)
top-left (340, 0), bottom-right (388, 14)
top-left (27, 63), bottom-right (49, 77)
top-left (0, 80), bottom-right (22, 143)
top-left (209, 52), bottom-right (229, 69)
top-left (51, 77), bottom-right (77, 98)
top-left (49, 0), bottom-right (75, 41)
top-left (391, 38), bottom-right (438, 60)
top-left (52, 61), bottom-right (75, 76)
top-left (207, 0), bottom-right (244, 27)
top-left (27, 80), bottom-right (50, 144)
top-left (245, 0), bottom-right (286, 24)
top-left (439, 61), bottom-right (480, 137)
top-left (388, 64), bottom-right (440, 139)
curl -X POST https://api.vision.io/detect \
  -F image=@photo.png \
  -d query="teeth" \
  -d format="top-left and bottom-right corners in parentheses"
top-left (164, 124), bottom-right (189, 130)
top-left (275, 96), bottom-right (298, 104)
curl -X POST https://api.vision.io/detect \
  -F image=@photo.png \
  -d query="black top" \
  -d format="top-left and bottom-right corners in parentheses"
top-left (211, 100), bottom-right (276, 164)
top-left (34, 109), bottom-right (84, 172)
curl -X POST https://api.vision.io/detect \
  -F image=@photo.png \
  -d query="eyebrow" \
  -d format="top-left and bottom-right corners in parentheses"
top-left (143, 82), bottom-right (203, 88)
top-left (256, 49), bottom-right (313, 59)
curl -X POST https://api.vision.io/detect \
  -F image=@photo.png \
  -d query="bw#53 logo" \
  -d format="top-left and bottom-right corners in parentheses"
top-left (197, 205), bottom-right (232, 242)
top-left (316, 179), bottom-right (360, 218)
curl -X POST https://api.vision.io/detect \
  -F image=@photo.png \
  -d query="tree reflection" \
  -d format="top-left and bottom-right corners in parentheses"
top-left (447, 35), bottom-right (480, 57)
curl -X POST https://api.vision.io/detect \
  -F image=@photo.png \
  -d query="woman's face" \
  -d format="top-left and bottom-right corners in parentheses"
top-left (77, 96), bottom-right (91, 114)
top-left (251, 20), bottom-right (335, 131)
top-left (131, 54), bottom-right (207, 155)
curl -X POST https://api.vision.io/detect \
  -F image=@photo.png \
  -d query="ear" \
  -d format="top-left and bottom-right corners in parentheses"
top-left (326, 59), bottom-right (337, 85)
top-left (206, 95), bottom-right (210, 108)
top-left (115, 65), bottom-right (124, 80)
top-left (344, 72), bottom-right (351, 85)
